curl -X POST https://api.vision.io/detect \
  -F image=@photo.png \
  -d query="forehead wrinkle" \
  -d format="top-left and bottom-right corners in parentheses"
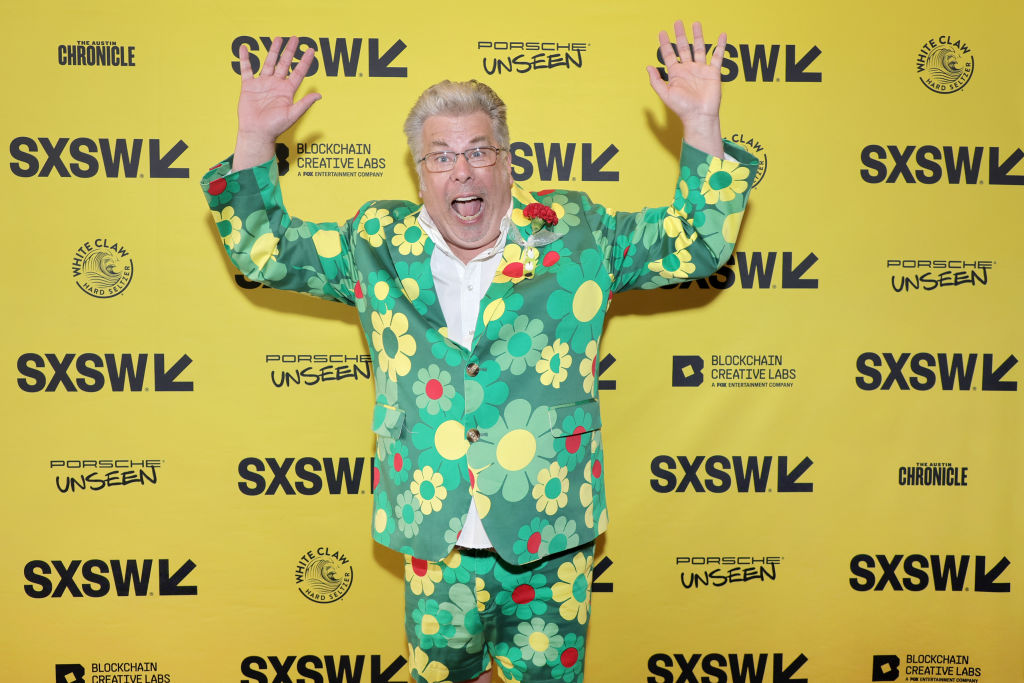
top-left (428, 134), bottom-right (489, 150)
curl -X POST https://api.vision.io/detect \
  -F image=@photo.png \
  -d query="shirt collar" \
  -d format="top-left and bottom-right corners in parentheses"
top-left (418, 200), bottom-right (513, 262)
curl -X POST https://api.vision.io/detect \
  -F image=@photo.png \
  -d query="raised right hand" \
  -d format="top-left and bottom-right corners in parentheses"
top-left (233, 36), bottom-right (321, 170)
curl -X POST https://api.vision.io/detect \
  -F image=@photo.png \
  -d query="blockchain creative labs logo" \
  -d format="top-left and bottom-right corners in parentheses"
top-left (917, 36), bottom-right (973, 93)
top-left (728, 133), bottom-right (767, 188)
top-left (295, 547), bottom-right (354, 603)
top-left (56, 661), bottom-right (171, 683)
top-left (898, 462), bottom-right (968, 488)
top-left (266, 353), bottom-right (372, 389)
top-left (57, 40), bottom-right (136, 67)
top-left (887, 258), bottom-right (993, 293)
top-left (676, 555), bottom-right (782, 589)
top-left (71, 238), bottom-right (133, 298)
top-left (290, 141), bottom-right (388, 179)
top-left (477, 40), bottom-right (588, 76)
top-left (51, 459), bottom-right (162, 494)
top-left (872, 652), bottom-right (983, 682)
top-left (672, 353), bottom-right (798, 389)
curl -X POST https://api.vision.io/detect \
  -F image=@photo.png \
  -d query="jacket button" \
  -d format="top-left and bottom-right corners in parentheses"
top-left (466, 362), bottom-right (480, 377)
top-left (466, 428), bottom-right (481, 443)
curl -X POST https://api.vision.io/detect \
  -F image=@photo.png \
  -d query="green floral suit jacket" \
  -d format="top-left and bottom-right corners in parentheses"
top-left (201, 140), bottom-right (758, 565)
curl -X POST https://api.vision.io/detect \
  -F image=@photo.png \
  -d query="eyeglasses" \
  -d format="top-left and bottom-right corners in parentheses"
top-left (418, 146), bottom-right (505, 173)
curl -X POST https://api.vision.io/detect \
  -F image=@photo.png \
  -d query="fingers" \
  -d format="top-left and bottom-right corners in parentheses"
top-left (710, 33), bottom-right (727, 70)
top-left (691, 22), bottom-right (706, 63)
top-left (278, 36), bottom-right (300, 74)
top-left (239, 44), bottom-right (253, 80)
top-left (646, 64), bottom-right (668, 99)
top-left (288, 43), bottom-right (316, 83)
top-left (673, 20), bottom-right (691, 62)
top-left (290, 92), bottom-right (323, 123)
top-left (260, 37), bottom-right (283, 77)
top-left (657, 30), bottom-right (678, 69)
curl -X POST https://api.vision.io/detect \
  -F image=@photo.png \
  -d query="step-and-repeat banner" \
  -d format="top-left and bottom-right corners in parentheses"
top-left (3, 1), bottom-right (1021, 681)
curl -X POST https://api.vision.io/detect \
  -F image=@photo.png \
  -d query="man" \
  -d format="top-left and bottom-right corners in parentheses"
top-left (202, 20), bottom-right (757, 683)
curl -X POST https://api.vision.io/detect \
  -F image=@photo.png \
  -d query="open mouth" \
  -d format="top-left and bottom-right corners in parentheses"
top-left (451, 196), bottom-right (484, 222)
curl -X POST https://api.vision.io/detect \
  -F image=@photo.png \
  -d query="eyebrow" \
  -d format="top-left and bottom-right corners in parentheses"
top-left (428, 135), bottom-right (489, 149)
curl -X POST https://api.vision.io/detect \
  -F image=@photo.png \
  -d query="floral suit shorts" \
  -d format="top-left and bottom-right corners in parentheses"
top-left (404, 543), bottom-right (594, 683)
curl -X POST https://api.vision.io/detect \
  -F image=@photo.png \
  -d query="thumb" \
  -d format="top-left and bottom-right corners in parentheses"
top-left (289, 92), bottom-right (322, 123)
top-left (647, 65), bottom-right (668, 100)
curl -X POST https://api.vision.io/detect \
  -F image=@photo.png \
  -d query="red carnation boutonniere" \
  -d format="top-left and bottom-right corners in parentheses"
top-left (523, 202), bottom-right (559, 234)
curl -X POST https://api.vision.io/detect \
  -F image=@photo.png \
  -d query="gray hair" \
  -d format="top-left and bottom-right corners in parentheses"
top-left (404, 80), bottom-right (509, 164)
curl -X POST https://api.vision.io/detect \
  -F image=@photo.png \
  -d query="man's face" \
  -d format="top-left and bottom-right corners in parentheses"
top-left (418, 111), bottom-right (512, 259)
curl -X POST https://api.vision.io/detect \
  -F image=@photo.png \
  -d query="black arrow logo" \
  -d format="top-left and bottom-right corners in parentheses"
top-left (581, 143), bottom-right (619, 181)
top-left (775, 653), bottom-right (809, 683)
top-left (155, 354), bottom-right (194, 391)
top-left (372, 655), bottom-right (407, 683)
top-left (975, 556), bottom-right (1010, 593)
top-left (982, 354), bottom-right (1018, 391)
top-left (598, 353), bottom-right (616, 391)
top-left (159, 559), bottom-right (198, 595)
top-left (592, 556), bottom-right (614, 593)
top-left (989, 147), bottom-right (1024, 186)
top-left (782, 252), bottom-right (818, 289)
top-left (368, 39), bottom-right (407, 77)
top-left (149, 139), bottom-right (189, 178)
top-left (785, 45), bottom-right (822, 82)
top-left (777, 456), bottom-right (814, 492)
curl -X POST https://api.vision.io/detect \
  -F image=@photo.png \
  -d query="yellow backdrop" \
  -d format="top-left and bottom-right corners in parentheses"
top-left (3, 1), bottom-right (1021, 681)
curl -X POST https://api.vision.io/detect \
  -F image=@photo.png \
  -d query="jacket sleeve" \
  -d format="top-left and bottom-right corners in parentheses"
top-left (199, 155), bottom-right (362, 304)
top-left (581, 140), bottom-right (759, 293)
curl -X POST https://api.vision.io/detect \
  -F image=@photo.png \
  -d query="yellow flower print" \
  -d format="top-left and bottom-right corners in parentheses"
top-left (408, 645), bottom-right (452, 683)
top-left (371, 310), bottom-right (416, 381)
top-left (358, 207), bottom-right (393, 247)
top-left (721, 210), bottom-right (742, 244)
top-left (392, 216), bottom-right (427, 255)
top-left (532, 462), bottom-right (569, 515)
top-left (249, 232), bottom-right (280, 270)
top-left (579, 340), bottom-right (598, 395)
top-left (406, 557), bottom-right (444, 596)
top-left (475, 576), bottom-right (490, 611)
top-left (701, 158), bottom-right (750, 204)
top-left (494, 243), bottom-right (534, 283)
top-left (411, 466), bottom-right (447, 515)
top-left (212, 207), bottom-right (242, 248)
top-left (552, 552), bottom-right (593, 624)
top-left (580, 468), bottom-right (594, 529)
top-left (648, 246), bottom-right (696, 279)
top-left (536, 339), bottom-right (571, 388)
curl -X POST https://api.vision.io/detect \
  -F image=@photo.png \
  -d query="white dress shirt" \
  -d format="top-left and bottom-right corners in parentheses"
top-left (416, 202), bottom-right (514, 549)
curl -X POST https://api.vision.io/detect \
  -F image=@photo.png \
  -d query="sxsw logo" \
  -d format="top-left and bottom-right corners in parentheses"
top-left (9, 137), bottom-right (188, 178)
top-left (231, 36), bottom-right (407, 77)
top-left (849, 554), bottom-right (1010, 593)
top-left (860, 145), bottom-right (1024, 185)
top-left (647, 652), bottom-right (809, 682)
top-left (240, 655), bottom-right (406, 683)
top-left (509, 141), bottom-right (618, 182)
top-left (660, 252), bottom-right (819, 290)
top-left (656, 42), bottom-right (821, 83)
top-left (855, 352), bottom-right (1018, 392)
top-left (16, 353), bottom-right (194, 392)
top-left (650, 455), bottom-right (813, 493)
top-left (238, 457), bottom-right (373, 495)
top-left (24, 559), bottom-right (197, 598)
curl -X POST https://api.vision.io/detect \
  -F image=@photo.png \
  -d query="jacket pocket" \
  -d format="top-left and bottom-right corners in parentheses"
top-left (371, 403), bottom-right (406, 438)
top-left (547, 397), bottom-right (602, 436)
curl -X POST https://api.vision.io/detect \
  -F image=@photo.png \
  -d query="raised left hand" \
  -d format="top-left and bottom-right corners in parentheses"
top-left (647, 20), bottom-right (726, 156)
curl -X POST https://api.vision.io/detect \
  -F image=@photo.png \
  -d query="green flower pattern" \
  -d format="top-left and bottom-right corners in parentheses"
top-left (199, 141), bottom-right (757, 564)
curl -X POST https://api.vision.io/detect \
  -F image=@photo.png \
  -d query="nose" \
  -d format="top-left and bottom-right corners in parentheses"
top-left (449, 152), bottom-right (474, 181)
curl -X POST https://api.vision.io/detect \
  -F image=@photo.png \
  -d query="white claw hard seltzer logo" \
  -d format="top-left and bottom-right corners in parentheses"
top-left (917, 35), bottom-right (974, 93)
